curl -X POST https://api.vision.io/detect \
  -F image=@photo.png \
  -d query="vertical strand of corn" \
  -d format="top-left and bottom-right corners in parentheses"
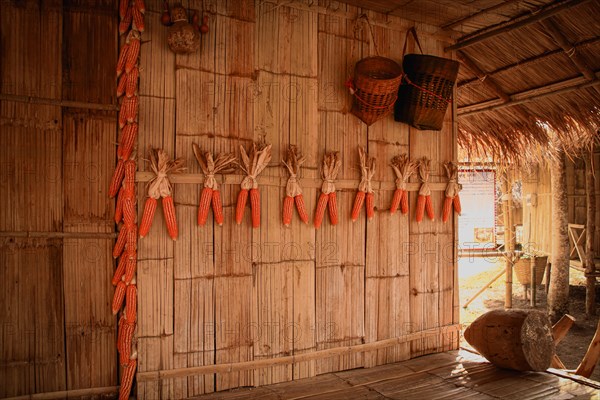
top-left (197, 187), bottom-right (213, 226)
top-left (442, 196), bottom-right (453, 223)
top-left (351, 191), bottom-right (365, 221)
top-left (390, 189), bottom-right (402, 215)
top-left (162, 195), bottom-right (178, 240)
top-left (416, 195), bottom-right (426, 223)
top-left (236, 189), bottom-right (248, 224)
top-left (212, 190), bottom-right (224, 226)
top-left (250, 188), bottom-right (260, 228)
top-left (139, 197), bottom-right (157, 237)
top-left (294, 194), bottom-right (309, 224)
top-left (314, 193), bottom-right (329, 229)
top-left (366, 192), bottom-right (375, 220)
top-left (328, 191), bottom-right (338, 225)
top-left (283, 196), bottom-right (294, 226)
top-left (425, 195), bottom-right (435, 221)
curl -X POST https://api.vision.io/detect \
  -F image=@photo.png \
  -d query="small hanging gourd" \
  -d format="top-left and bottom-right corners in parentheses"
top-left (167, 3), bottom-right (200, 54)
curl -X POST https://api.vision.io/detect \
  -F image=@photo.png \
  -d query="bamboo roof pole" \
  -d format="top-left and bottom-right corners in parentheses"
top-left (441, 0), bottom-right (522, 31)
top-left (584, 148), bottom-right (596, 316)
top-left (501, 170), bottom-right (515, 308)
top-left (548, 138), bottom-right (570, 321)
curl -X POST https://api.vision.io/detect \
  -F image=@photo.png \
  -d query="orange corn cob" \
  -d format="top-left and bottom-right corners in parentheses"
top-left (126, 225), bottom-right (137, 252)
top-left (283, 196), bottom-right (294, 226)
top-left (366, 192), bottom-right (375, 220)
top-left (119, 0), bottom-right (129, 18)
top-left (442, 196), bottom-right (453, 223)
top-left (295, 194), bottom-right (309, 224)
top-left (425, 195), bottom-right (434, 221)
top-left (351, 191), bottom-right (365, 221)
top-left (124, 254), bottom-right (136, 284)
top-left (112, 280), bottom-right (127, 314)
top-left (109, 159), bottom-right (125, 198)
top-left (453, 195), bottom-right (462, 215)
top-left (197, 187), bottom-right (213, 226)
top-left (119, 5), bottom-right (132, 34)
top-left (162, 195), bottom-right (178, 240)
top-left (250, 188), bottom-right (260, 228)
top-left (212, 190), bottom-right (224, 226)
top-left (132, 5), bottom-right (145, 32)
top-left (113, 226), bottom-right (127, 258)
top-left (120, 95), bottom-right (139, 125)
top-left (115, 187), bottom-right (124, 224)
top-left (125, 284), bottom-right (137, 322)
top-left (125, 67), bottom-right (139, 98)
top-left (117, 73), bottom-right (127, 98)
top-left (123, 198), bottom-right (136, 228)
top-left (139, 197), bottom-right (157, 237)
top-left (112, 255), bottom-right (127, 286)
top-left (235, 189), bottom-right (248, 224)
top-left (416, 195), bottom-right (426, 223)
top-left (135, 0), bottom-right (145, 13)
top-left (390, 189), bottom-right (402, 215)
top-left (328, 191), bottom-right (338, 225)
top-left (124, 159), bottom-right (136, 184)
top-left (116, 43), bottom-right (129, 78)
top-left (314, 193), bottom-right (328, 229)
top-left (401, 191), bottom-right (409, 215)
top-left (118, 320), bottom-right (135, 365)
top-left (118, 123), bottom-right (138, 160)
top-left (119, 359), bottom-right (137, 400)
top-left (125, 38), bottom-right (140, 73)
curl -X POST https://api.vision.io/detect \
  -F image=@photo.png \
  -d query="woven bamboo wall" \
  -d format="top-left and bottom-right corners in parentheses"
top-left (135, 1), bottom-right (458, 398)
top-left (0, 0), bottom-right (118, 397)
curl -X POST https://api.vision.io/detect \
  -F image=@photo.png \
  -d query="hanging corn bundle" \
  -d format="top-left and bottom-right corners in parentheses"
top-left (236, 142), bottom-right (272, 228)
top-left (139, 148), bottom-right (186, 239)
top-left (314, 152), bottom-right (342, 228)
top-left (442, 161), bottom-right (461, 222)
top-left (192, 144), bottom-right (237, 227)
top-left (282, 145), bottom-right (309, 226)
top-left (390, 154), bottom-right (416, 215)
top-left (416, 157), bottom-right (435, 223)
top-left (351, 146), bottom-right (376, 221)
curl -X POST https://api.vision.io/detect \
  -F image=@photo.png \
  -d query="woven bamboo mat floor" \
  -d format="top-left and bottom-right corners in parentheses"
top-left (189, 350), bottom-right (600, 399)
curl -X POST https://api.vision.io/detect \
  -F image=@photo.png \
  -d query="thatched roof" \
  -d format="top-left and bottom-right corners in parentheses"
top-left (340, 0), bottom-right (600, 163)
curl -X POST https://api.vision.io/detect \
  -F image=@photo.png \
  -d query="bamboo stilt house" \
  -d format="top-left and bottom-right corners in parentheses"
top-left (1, 0), bottom-right (599, 399)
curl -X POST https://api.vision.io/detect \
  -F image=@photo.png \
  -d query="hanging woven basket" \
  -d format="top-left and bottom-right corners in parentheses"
top-left (514, 256), bottom-right (547, 286)
top-left (394, 28), bottom-right (459, 131)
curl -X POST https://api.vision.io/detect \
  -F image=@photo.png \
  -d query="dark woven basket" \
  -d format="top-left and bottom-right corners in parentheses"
top-left (394, 54), bottom-right (459, 131)
top-left (351, 56), bottom-right (403, 126)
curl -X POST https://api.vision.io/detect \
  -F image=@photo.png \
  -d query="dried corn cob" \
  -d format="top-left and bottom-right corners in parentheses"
top-left (109, 159), bottom-right (125, 198)
top-left (125, 66), bottom-right (139, 98)
top-left (132, 5), bottom-right (145, 32)
top-left (119, 5), bottom-right (133, 34)
top-left (416, 157), bottom-right (434, 222)
top-left (197, 187), bottom-right (213, 226)
top-left (119, 0), bottom-right (129, 18)
top-left (112, 255), bottom-right (127, 286)
top-left (118, 319), bottom-right (135, 365)
top-left (124, 253), bottom-right (137, 284)
top-left (236, 189), bottom-right (248, 224)
top-left (115, 187), bottom-right (124, 224)
top-left (118, 123), bottom-right (138, 160)
top-left (125, 283), bottom-right (137, 322)
top-left (295, 195), bottom-right (309, 224)
top-left (283, 195), bottom-right (294, 226)
top-left (113, 226), bottom-right (127, 258)
top-left (441, 161), bottom-right (461, 223)
top-left (314, 193), bottom-right (329, 229)
top-left (351, 146), bottom-right (376, 222)
top-left (315, 152), bottom-right (341, 227)
top-left (123, 198), bottom-right (136, 228)
top-left (119, 359), bottom-right (137, 400)
top-left (282, 146), bottom-right (309, 226)
top-left (117, 73), bottom-right (127, 98)
top-left (125, 31), bottom-right (141, 73)
top-left (112, 280), bottom-right (127, 315)
top-left (212, 190), bottom-right (224, 226)
top-left (250, 188), bottom-right (260, 228)
top-left (117, 43), bottom-right (129, 78)
top-left (139, 197), bottom-right (157, 237)
top-left (162, 195), bottom-right (178, 240)
top-left (390, 154), bottom-right (416, 216)
top-left (366, 192), bottom-right (375, 219)
top-left (135, 0), bottom-right (145, 13)
top-left (328, 191), bottom-right (338, 225)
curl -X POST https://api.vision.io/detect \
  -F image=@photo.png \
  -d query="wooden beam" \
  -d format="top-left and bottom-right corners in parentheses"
top-left (458, 71), bottom-right (600, 117)
top-left (136, 324), bottom-right (460, 382)
top-left (575, 319), bottom-right (600, 378)
top-left (458, 36), bottom-right (600, 88)
top-left (541, 19), bottom-right (596, 81)
top-left (552, 314), bottom-right (576, 345)
top-left (0, 93), bottom-right (119, 111)
top-left (442, 0), bottom-right (522, 31)
top-left (456, 51), bottom-right (510, 102)
top-left (445, 0), bottom-right (591, 52)
top-left (0, 231), bottom-right (117, 239)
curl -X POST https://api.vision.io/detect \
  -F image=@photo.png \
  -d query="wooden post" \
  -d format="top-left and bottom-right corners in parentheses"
top-left (575, 318), bottom-right (600, 378)
top-left (501, 171), bottom-right (515, 308)
top-left (548, 141), bottom-right (570, 321)
top-left (584, 150), bottom-right (596, 316)
top-left (550, 314), bottom-right (575, 369)
top-left (530, 257), bottom-right (537, 307)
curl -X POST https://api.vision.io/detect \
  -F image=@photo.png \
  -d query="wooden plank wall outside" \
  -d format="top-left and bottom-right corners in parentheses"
top-left (523, 148), bottom-right (600, 256)
top-left (0, 0), bottom-right (118, 397)
top-left (136, 1), bottom-right (458, 399)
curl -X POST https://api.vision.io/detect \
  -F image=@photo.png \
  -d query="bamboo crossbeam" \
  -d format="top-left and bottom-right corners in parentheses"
top-left (136, 324), bottom-right (461, 382)
top-left (2, 386), bottom-right (119, 400)
top-left (442, 0), bottom-right (522, 30)
top-left (0, 93), bottom-right (119, 111)
top-left (445, 0), bottom-right (591, 52)
top-left (136, 172), bottom-right (450, 191)
top-left (0, 231), bottom-right (117, 239)
top-left (456, 51), bottom-right (509, 102)
top-left (458, 72), bottom-right (600, 116)
top-left (462, 268), bottom-right (505, 308)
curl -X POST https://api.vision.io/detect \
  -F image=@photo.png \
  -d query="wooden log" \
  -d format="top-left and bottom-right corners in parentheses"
top-left (575, 318), bottom-right (600, 378)
top-left (463, 309), bottom-right (554, 371)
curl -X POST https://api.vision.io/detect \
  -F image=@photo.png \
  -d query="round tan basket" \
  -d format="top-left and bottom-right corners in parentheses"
top-left (351, 56), bottom-right (403, 126)
top-left (514, 256), bottom-right (547, 286)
